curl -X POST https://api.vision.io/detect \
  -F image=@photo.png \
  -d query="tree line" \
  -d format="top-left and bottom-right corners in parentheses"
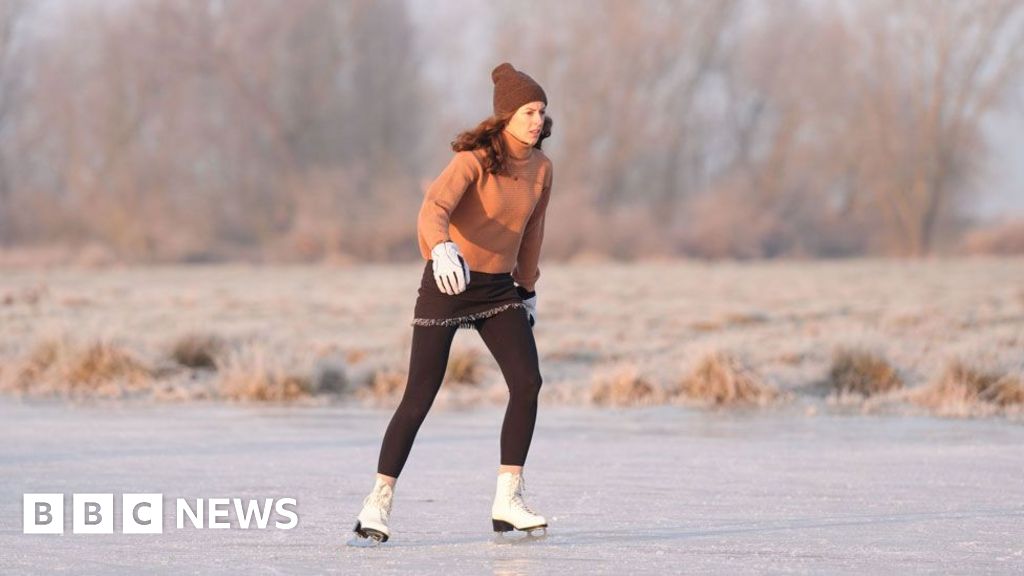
top-left (0, 0), bottom-right (1021, 263)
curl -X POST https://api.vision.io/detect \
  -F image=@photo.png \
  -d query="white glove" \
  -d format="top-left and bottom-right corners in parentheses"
top-left (515, 284), bottom-right (537, 327)
top-left (431, 241), bottom-right (470, 295)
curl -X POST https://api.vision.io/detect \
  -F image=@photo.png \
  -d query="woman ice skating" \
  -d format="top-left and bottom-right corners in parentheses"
top-left (353, 62), bottom-right (553, 544)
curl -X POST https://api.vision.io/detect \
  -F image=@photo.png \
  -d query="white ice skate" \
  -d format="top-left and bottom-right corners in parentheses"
top-left (353, 477), bottom-right (393, 543)
top-left (491, 471), bottom-right (547, 535)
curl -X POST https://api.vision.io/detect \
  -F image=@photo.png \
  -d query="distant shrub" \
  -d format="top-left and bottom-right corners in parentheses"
top-left (4, 338), bottom-right (62, 393)
top-left (215, 344), bottom-right (311, 402)
top-left (677, 351), bottom-right (780, 406)
top-left (961, 219), bottom-right (1024, 255)
top-left (171, 332), bottom-right (224, 369)
top-left (911, 360), bottom-right (1024, 417)
top-left (827, 348), bottom-right (903, 397)
top-left (590, 364), bottom-right (663, 406)
top-left (0, 337), bottom-right (151, 398)
top-left (364, 368), bottom-right (407, 398)
top-left (312, 356), bottom-right (349, 394)
top-left (444, 348), bottom-right (485, 386)
top-left (67, 342), bottom-right (151, 390)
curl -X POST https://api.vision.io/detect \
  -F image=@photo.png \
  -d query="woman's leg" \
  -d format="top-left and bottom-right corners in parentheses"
top-left (376, 323), bottom-right (459, 479)
top-left (475, 308), bottom-right (543, 468)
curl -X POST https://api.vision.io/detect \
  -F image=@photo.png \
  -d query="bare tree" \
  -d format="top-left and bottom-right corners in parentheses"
top-left (1, 0), bottom-right (1021, 261)
top-left (850, 0), bottom-right (1024, 255)
top-left (6, 0), bottom-right (426, 261)
top-left (491, 0), bottom-right (740, 257)
top-left (0, 0), bottom-right (30, 244)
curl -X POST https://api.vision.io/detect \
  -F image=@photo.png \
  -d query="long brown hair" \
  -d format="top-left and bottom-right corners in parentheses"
top-left (451, 112), bottom-right (553, 176)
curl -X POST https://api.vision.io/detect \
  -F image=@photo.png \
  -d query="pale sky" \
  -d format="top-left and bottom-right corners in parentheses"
top-left (978, 105), bottom-right (1024, 220)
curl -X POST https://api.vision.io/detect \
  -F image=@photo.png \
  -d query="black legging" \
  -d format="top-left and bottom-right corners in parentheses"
top-left (377, 307), bottom-right (542, 478)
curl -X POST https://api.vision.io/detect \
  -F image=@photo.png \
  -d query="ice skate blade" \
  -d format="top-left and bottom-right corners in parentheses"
top-left (352, 520), bottom-right (389, 544)
top-left (346, 533), bottom-right (384, 548)
top-left (492, 526), bottom-right (548, 544)
top-left (492, 519), bottom-right (548, 534)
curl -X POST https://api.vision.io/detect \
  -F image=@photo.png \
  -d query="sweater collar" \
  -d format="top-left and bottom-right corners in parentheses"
top-left (501, 129), bottom-right (535, 161)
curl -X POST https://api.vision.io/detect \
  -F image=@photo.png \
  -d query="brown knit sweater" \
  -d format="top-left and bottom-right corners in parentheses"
top-left (417, 130), bottom-right (553, 293)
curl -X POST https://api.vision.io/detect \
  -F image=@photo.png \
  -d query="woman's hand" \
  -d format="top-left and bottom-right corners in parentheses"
top-left (515, 284), bottom-right (537, 327)
top-left (431, 241), bottom-right (471, 295)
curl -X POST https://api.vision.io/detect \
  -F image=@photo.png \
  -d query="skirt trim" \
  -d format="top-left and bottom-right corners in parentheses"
top-left (411, 301), bottom-right (525, 331)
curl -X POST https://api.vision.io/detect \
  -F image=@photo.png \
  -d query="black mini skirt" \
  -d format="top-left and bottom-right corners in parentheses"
top-left (411, 260), bottom-right (526, 331)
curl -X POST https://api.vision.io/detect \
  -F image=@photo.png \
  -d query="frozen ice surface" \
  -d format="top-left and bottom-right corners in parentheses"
top-left (1, 400), bottom-right (1022, 574)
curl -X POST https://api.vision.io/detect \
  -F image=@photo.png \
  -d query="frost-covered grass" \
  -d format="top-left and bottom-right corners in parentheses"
top-left (1, 259), bottom-right (1022, 418)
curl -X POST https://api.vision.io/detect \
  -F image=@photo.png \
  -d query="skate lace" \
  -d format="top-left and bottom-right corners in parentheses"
top-left (364, 486), bottom-right (392, 522)
top-left (511, 475), bottom-right (536, 516)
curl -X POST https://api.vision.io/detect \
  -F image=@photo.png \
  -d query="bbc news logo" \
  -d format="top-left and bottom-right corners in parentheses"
top-left (23, 494), bottom-right (298, 534)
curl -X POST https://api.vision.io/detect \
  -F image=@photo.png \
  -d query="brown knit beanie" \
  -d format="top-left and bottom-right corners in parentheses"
top-left (492, 62), bottom-right (547, 116)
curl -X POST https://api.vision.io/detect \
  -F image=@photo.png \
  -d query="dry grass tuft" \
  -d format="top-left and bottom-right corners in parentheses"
top-left (0, 337), bottom-right (152, 397)
top-left (590, 364), bottom-right (663, 406)
top-left (827, 348), bottom-right (903, 397)
top-left (677, 351), bottom-right (780, 406)
top-left (66, 342), bottom-right (151, 390)
top-left (982, 376), bottom-right (1024, 407)
top-left (353, 367), bottom-right (407, 405)
top-left (911, 360), bottom-right (1024, 417)
top-left (9, 339), bottom-right (62, 392)
top-left (371, 369), bottom-right (407, 396)
top-left (215, 345), bottom-right (311, 402)
top-left (171, 333), bottom-right (224, 369)
top-left (444, 348), bottom-right (485, 386)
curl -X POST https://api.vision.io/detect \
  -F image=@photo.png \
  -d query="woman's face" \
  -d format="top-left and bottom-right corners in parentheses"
top-left (504, 101), bottom-right (546, 145)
